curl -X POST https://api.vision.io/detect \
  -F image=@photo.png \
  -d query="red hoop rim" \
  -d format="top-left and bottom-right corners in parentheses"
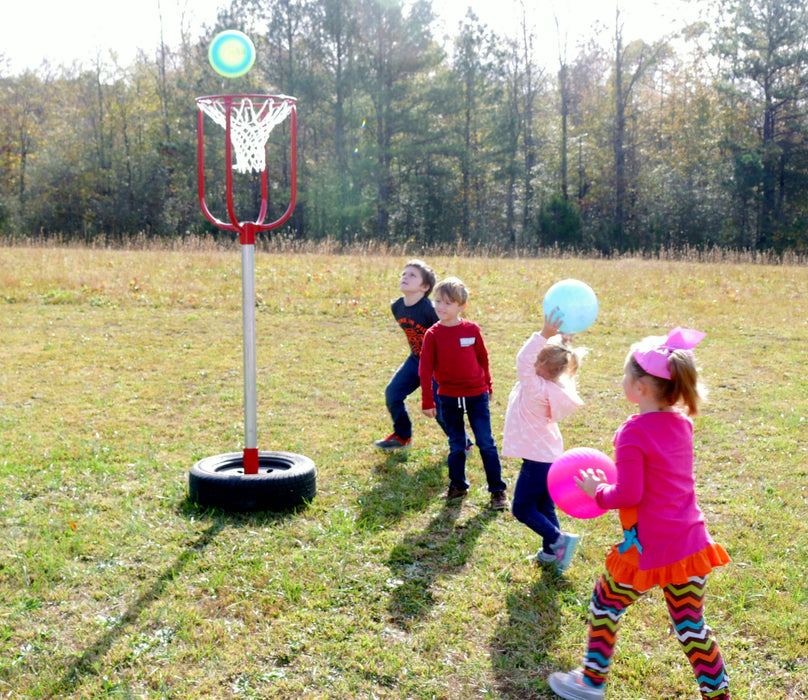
top-left (196, 93), bottom-right (297, 106)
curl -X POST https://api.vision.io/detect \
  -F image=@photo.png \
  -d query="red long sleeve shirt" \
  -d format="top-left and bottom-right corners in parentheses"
top-left (419, 319), bottom-right (492, 410)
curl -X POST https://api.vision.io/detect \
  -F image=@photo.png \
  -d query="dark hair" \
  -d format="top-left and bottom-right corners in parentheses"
top-left (404, 259), bottom-right (436, 297)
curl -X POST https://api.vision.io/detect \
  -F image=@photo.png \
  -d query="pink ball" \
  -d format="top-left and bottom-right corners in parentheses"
top-left (548, 447), bottom-right (617, 519)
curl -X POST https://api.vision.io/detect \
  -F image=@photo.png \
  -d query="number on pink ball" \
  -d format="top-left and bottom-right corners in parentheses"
top-left (548, 447), bottom-right (616, 519)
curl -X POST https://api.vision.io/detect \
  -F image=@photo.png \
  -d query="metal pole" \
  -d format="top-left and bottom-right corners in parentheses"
top-left (241, 239), bottom-right (259, 474)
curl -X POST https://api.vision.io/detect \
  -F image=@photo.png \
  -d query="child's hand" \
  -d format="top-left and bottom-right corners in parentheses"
top-left (541, 309), bottom-right (565, 339)
top-left (422, 408), bottom-right (437, 418)
top-left (575, 468), bottom-right (608, 498)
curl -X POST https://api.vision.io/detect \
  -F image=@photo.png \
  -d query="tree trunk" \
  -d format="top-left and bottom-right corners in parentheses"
top-left (613, 13), bottom-right (626, 240)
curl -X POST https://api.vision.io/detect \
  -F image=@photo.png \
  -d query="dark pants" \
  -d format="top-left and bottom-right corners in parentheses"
top-left (436, 392), bottom-right (506, 493)
top-left (385, 354), bottom-right (447, 441)
top-left (511, 459), bottom-right (561, 554)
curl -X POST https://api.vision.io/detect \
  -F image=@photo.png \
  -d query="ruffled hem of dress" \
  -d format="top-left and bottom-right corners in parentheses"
top-left (605, 543), bottom-right (730, 589)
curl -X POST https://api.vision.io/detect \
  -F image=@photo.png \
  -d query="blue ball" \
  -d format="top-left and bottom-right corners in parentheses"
top-left (542, 279), bottom-right (598, 334)
top-left (208, 30), bottom-right (256, 78)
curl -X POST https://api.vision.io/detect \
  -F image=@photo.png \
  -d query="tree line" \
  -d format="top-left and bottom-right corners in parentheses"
top-left (1, 0), bottom-right (807, 254)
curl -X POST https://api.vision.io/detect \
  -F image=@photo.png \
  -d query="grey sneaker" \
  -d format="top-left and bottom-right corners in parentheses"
top-left (553, 532), bottom-right (580, 574)
top-left (548, 668), bottom-right (604, 700)
top-left (536, 550), bottom-right (557, 564)
top-left (373, 433), bottom-right (411, 450)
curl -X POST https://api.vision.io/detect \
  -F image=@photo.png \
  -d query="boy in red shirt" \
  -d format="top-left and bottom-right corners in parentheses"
top-left (419, 277), bottom-right (508, 509)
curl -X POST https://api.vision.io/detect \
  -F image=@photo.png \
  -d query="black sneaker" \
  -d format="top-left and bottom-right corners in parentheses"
top-left (445, 486), bottom-right (468, 500)
top-left (373, 433), bottom-right (411, 450)
top-left (489, 490), bottom-right (509, 510)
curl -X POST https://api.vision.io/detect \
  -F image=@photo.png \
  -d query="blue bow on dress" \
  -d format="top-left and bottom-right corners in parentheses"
top-left (617, 525), bottom-right (643, 554)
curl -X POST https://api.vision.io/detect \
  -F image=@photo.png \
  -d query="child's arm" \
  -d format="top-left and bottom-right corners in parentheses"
top-left (419, 331), bottom-right (438, 417)
top-left (516, 311), bottom-right (565, 379)
top-left (474, 326), bottom-right (493, 395)
top-left (576, 443), bottom-right (644, 507)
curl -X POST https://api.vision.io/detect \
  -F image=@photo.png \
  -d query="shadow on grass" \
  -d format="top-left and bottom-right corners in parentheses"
top-left (386, 497), bottom-right (498, 630)
top-left (45, 499), bottom-right (299, 698)
top-left (356, 452), bottom-right (446, 531)
top-left (489, 566), bottom-right (573, 699)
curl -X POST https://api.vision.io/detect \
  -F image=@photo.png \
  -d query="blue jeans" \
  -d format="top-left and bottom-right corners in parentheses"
top-left (436, 392), bottom-right (506, 493)
top-left (385, 354), bottom-right (447, 441)
top-left (511, 459), bottom-right (561, 554)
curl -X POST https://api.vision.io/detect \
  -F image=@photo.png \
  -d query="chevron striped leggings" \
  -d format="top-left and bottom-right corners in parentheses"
top-left (582, 572), bottom-right (730, 699)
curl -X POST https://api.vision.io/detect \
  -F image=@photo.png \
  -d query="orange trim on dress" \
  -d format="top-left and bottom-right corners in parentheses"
top-left (605, 542), bottom-right (730, 590)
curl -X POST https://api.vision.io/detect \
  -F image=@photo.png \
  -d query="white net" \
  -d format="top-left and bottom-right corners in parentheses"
top-left (197, 95), bottom-right (295, 173)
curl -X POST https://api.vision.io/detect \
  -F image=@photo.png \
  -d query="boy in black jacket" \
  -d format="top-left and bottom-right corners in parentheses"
top-left (374, 259), bottom-right (469, 452)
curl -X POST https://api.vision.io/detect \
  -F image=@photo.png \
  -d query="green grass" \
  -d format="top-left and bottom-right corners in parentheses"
top-left (1, 246), bottom-right (806, 698)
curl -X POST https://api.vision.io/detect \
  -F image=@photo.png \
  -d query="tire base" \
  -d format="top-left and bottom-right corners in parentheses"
top-left (189, 451), bottom-right (317, 512)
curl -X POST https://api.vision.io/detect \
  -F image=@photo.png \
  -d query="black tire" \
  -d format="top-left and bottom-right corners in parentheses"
top-left (189, 451), bottom-right (317, 512)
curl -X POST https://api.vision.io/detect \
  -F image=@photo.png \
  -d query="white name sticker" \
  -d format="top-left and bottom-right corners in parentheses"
top-left (460, 337), bottom-right (476, 347)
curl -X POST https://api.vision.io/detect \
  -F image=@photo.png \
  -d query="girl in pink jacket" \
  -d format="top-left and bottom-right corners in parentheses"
top-left (502, 311), bottom-right (585, 574)
top-left (549, 328), bottom-right (730, 700)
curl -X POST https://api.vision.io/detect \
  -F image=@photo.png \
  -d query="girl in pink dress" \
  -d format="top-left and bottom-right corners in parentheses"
top-left (548, 328), bottom-right (731, 700)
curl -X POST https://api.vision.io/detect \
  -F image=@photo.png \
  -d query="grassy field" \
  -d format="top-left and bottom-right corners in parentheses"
top-left (0, 245), bottom-right (806, 699)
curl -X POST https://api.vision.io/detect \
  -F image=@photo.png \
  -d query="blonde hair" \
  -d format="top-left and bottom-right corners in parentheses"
top-left (433, 276), bottom-right (469, 305)
top-left (626, 338), bottom-right (704, 416)
top-left (536, 337), bottom-right (585, 382)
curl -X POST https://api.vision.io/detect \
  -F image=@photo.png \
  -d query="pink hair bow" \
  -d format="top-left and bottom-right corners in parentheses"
top-left (633, 327), bottom-right (705, 379)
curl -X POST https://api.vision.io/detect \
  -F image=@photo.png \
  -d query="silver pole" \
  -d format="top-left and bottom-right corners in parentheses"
top-left (242, 243), bottom-right (258, 453)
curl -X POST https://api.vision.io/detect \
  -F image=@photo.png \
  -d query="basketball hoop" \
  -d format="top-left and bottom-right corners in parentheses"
top-left (195, 93), bottom-right (298, 237)
top-left (190, 93), bottom-right (314, 499)
top-left (196, 94), bottom-right (295, 173)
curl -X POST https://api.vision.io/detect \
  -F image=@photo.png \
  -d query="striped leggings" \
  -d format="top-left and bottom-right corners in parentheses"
top-left (582, 572), bottom-right (730, 699)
